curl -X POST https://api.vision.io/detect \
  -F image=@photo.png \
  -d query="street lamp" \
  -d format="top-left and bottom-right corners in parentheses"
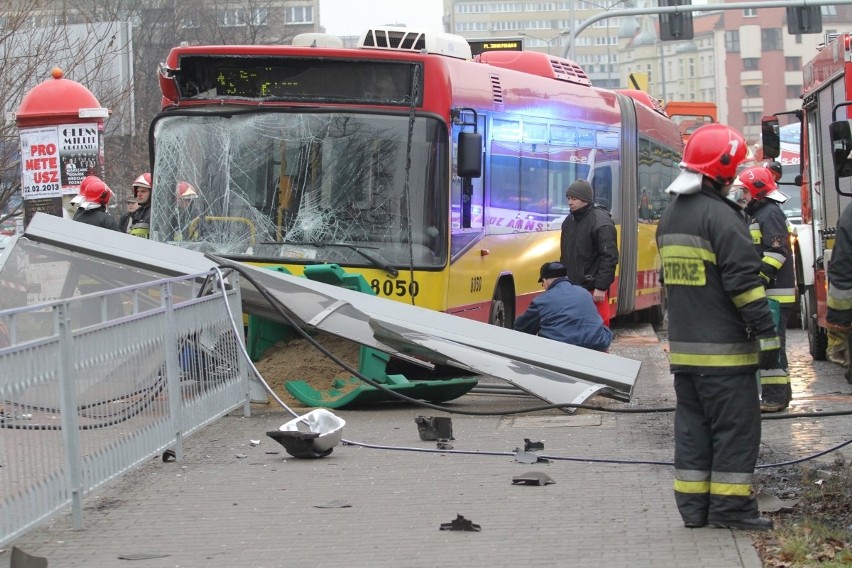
top-left (519, 31), bottom-right (570, 56)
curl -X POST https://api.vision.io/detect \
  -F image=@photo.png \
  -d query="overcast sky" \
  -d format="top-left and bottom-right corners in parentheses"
top-left (319, 0), bottom-right (444, 37)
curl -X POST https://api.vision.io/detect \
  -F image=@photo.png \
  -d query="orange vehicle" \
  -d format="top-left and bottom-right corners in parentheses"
top-left (665, 101), bottom-right (717, 144)
top-left (148, 28), bottom-right (682, 327)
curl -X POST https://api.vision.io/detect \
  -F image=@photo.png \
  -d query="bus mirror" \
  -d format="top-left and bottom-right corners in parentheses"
top-left (829, 120), bottom-right (852, 178)
top-left (458, 132), bottom-right (482, 178)
top-left (794, 174), bottom-right (802, 187)
top-left (761, 117), bottom-right (780, 159)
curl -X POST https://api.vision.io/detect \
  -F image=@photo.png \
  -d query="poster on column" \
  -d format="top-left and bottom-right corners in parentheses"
top-left (59, 123), bottom-right (101, 191)
top-left (19, 126), bottom-right (63, 226)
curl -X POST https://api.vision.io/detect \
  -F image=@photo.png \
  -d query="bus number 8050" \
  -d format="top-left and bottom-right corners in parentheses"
top-left (370, 279), bottom-right (420, 298)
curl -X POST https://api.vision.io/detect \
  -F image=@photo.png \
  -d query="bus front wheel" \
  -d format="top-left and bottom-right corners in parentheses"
top-left (489, 285), bottom-right (514, 329)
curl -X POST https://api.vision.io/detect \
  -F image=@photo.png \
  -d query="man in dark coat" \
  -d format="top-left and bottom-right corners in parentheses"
top-left (559, 179), bottom-right (619, 326)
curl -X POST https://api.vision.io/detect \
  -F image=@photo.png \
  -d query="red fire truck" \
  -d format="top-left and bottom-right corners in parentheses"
top-left (763, 32), bottom-right (852, 360)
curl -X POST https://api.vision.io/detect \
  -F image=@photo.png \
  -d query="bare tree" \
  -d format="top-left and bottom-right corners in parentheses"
top-left (0, 0), bottom-right (136, 222)
top-left (1, 0), bottom-right (310, 219)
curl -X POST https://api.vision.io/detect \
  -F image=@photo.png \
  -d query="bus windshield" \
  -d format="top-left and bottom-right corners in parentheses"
top-left (151, 111), bottom-right (448, 268)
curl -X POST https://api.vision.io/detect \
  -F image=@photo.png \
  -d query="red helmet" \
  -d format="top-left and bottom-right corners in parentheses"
top-left (176, 181), bottom-right (199, 202)
top-left (680, 124), bottom-right (748, 186)
top-left (737, 166), bottom-right (787, 203)
top-left (78, 177), bottom-right (113, 210)
top-left (132, 172), bottom-right (152, 198)
top-left (71, 175), bottom-right (101, 206)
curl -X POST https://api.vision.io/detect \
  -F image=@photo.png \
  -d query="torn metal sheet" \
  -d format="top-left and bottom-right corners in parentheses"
top-left (218, 258), bottom-right (639, 400)
top-left (19, 214), bottom-right (640, 408)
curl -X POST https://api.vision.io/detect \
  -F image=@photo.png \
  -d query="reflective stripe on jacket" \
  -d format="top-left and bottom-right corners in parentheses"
top-left (656, 185), bottom-right (776, 375)
top-left (749, 201), bottom-right (796, 305)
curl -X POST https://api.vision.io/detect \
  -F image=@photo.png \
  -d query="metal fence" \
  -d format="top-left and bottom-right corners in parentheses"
top-left (0, 270), bottom-right (250, 548)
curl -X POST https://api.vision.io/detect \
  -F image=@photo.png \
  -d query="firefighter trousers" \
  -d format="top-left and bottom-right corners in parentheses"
top-left (760, 304), bottom-right (792, 407)
top-left (673, 372), bottom-right (761, 524)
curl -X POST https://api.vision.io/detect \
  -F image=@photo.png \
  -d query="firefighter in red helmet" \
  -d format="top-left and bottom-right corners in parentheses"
top-left (656, 124), bottom-right (779, 531)
top-left (71, 176), bottom-right (119, 231)
top-left (739, 165), bottom-right (795, 412)
top-left (127, 172), bottom-right (152, 238)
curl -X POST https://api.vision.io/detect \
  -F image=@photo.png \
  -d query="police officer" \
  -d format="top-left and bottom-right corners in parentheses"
top-left (656, 123), bottom-right (779, 531)
top-left (739, 165), bottom-right (796, 412)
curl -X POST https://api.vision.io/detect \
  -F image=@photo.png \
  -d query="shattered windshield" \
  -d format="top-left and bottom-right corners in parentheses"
top-left (150, 111), bottom-right (448, 268)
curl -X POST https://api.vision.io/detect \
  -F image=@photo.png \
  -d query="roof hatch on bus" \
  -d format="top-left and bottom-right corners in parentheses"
top-left (358, 26), bottom-right (472, 60)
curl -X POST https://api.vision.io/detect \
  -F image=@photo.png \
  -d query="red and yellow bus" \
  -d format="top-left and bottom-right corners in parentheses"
top-left (149, 27), bottom-right (682, 327)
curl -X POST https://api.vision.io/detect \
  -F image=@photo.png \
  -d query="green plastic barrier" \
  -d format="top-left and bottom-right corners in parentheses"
top-left (247, 264), bottom-right (478, 408)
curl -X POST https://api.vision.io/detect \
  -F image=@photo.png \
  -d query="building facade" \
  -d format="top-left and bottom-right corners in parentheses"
top-left (442, 0), bottom-right (852, 146)
top-left (444, 0), bottom-right (631, 90)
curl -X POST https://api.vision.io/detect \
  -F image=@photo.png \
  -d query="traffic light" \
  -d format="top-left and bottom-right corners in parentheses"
top-left (659, 0), bottom-right (694, 42)
top-left (787, 7), bottom-right (822, 35)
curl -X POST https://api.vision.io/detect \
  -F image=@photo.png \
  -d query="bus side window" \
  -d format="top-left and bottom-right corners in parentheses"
top-left (591, 164), bottom-right (613, 213)
top-left (489, 141), bottom-right (521, 214)
top-left (519, 144), bottom-right (548, 217)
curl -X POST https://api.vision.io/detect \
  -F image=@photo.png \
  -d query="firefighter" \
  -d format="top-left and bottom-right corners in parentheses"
top-left (71, 176), bottom-right (119, 231)
top-left (175, 181), bottom-right (201, 240)
top-left (656, 123), bottom-right (779, 531)
top-left (127, 172), bottom-right (152, 238)
top-left (739, 166), bottom-right (796, 412)
top-left (827, 201), bottom-right (852, 384)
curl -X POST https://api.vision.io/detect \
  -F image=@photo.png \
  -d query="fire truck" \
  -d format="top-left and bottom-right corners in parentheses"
top-left (763, 32), bottom-right (852, 360)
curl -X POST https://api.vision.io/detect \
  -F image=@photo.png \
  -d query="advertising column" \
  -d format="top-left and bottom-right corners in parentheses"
top-left (15, 68), bottom-right (108, 226)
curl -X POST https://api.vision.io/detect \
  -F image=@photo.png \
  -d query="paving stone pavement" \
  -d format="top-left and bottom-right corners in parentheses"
top-left (2, 325), bottom-right (849, 568)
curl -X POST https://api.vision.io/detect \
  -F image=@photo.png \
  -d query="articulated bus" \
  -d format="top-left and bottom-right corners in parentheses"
top-left (149, 28), bottom-right (682, 327)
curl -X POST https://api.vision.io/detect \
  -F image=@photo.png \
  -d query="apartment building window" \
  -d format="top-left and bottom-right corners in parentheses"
top-left (286, 6), bottom-right (313, 24)
top-left (743, 58), bottom-right (760, 71)
top-left (725, 30), bottom-right (740, 52)
top-left (787, 85), bottom-right (801, 99)
top-left (743, 8), bottom-right (757, 17)
top-left (219, 8), bottom-right (245, 27)
top-left (786, 56), bottom-right (802, 71)
top-left (761, 28), bottom-right (782, 51)
top-left (745, 111), bottom-right (763, 125)
top-left (744, 85), bottom-right (760, 98)
top-left (251, 8), bottom-right (268, 26)
top-left (688, 58), bottom-right (695, 78)
top-left (457, 3), bottom-right (488, 13)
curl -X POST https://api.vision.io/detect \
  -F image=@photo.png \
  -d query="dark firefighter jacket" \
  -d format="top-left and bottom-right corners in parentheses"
top-left (72, 207), bottom-right (120, 231)
top-left (559, 203), bottom-right (618, 292)
top-left (656, 186), bottom-right (778, 375)
top-left (128, 202), bottom-right (151, 238)
top-left (748, 199), bottom-right (796, 306)
top-left (828, 201), bottom-right (852, 328)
